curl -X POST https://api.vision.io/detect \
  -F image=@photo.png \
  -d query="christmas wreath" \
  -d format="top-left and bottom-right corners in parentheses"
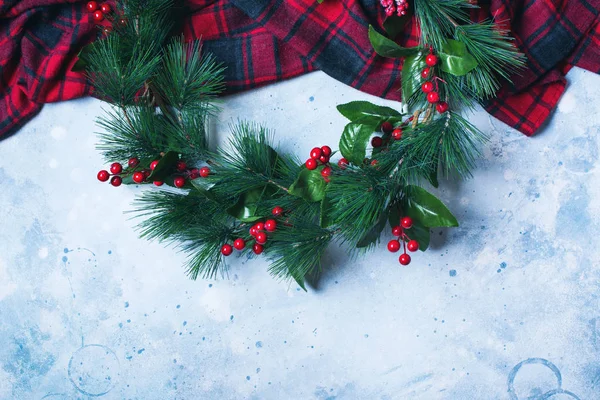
top-left (81, 0), bottom-right (524, 289)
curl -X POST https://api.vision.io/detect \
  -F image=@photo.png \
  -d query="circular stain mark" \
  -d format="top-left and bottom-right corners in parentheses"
top-left (507, 358), bottom-right (582, 400)
top-left (41, 394), bottom-right (70, 400)
top-left (68, 344), bottom-right (120, 396)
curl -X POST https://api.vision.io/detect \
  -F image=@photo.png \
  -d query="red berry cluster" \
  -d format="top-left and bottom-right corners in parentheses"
top-left (86, 1), bottom-right (111, 22)
top-left (305, 145), bottom-right (333, 181)
top-left (97, 157), bottom-right (211, 188)
top-left (387, 216), bottom-right (419, 266)
top-left (420, 53), bottom-right (449, 114)
top-left (221, 207), bottom-right (283, 257)
top-left (380, 0), bottom-right (409, 17)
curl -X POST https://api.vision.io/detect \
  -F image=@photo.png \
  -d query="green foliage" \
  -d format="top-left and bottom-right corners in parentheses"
top-left (288, 166), bottom-right (328, 202)
top-left (154, 39), bottom-right (226, 112)
top-left (404, 185), bottom-right (459, 227)
top-left (368, 25), bottom-right (421, 58)
top-left (438, 39), bottom-right (478, 76)
top-left (401, 52), bottom-right (427, 105)
top-left (338, 122), bottom-right (376, 165)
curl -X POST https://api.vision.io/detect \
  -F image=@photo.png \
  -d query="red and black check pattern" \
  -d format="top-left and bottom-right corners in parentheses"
top-left (1, 0), bottom-right (599, 139)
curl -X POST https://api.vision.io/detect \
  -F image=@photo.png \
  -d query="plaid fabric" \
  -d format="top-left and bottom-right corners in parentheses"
top-left (1, 0), bottom-right (599, 139)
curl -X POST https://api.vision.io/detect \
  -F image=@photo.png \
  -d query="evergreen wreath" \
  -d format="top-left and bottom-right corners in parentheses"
top-left (81, 0), bottom-right (524, 290)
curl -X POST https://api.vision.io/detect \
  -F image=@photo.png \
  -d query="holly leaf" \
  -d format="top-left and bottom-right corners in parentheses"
top-left (339, 122), bottom-right (375, 165)
top-left (368, 25), bottom-right (420, 58)
top-left (288, 166), bottom-right (328, 203)
top-left (404, 220), bottom-right (431, 251)
top-left (147, 151), bottom-right (179, 181)
top-left (405, 185), bottom-right (458, 227)
top-left (227, 185), bottom-right (277, 222)
top-left (356, 210), bottom-right (388, 248)
top-left (71, 42), bottom-right (96, 72)
top-left (438, 39), bottom-right (479, 76)
top-left (337, 101), bottom-right (402, 124)
top-left (401, 52), bottom-right (427, 102)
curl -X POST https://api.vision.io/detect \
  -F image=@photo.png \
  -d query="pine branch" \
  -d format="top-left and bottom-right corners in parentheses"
top-left (266, 221), bottom-right (333, 285)
top-left (154, 38), bottom-right (226, 113)
top-left (413, 0), bottom-right (473, 49)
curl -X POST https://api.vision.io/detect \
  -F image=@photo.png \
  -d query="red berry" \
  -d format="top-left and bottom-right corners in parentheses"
top-left (401, 217), bottom-right (413, 229)
top-left (306, 158), bottom-right (318, 170)
top-left (391, 225), bottom-right (402, 236)
top-left (321, 166), bottom-right (332, 178)
top-left (427, 91), bottom-right (440, 103)
top-left (425, 54), bottom-right (438, 66)
top-left (436, 101), bottom-right (449, 113)
top-left (132, 172), bottom-right (144, 183)
top-left (176, 161), bottom-right (187, 171)
top-left (189, 169), bottom-right (200, 179)
top-left (253, 243), bottom-right (264, 255)
top-left (321, 146), bottom-right (332, 157)
top-left (233, 238), bottom-right (246, 250)
top-left (142, 169), bottom-right (151, 179)
top-left (92, 10), bottom-right (104, 21)
top-left (128, 157), bottom-right (139, 168)
top-left (370, 159), bottom-right (379, 167)
top-left (272, 206), bottom-right (284, 217)
top-left (255, 222), bottom-right (265, 231)
top-left (150, 160), bottom-right (159, 170)
top-left (255, 232), bottom-right (267, 244)
top-left (310, 147), bottom-right (322, 160)
top-left (319, 155), bottom-right (330, 164)
top-left (371, 136), bottom-right (383, 148)
top-left (264, 219), bottom-right (277, 232)
top-left (399, 253), bottom-right (411, 265)
top-left (387, 240), bottom-right (401, 253)
top-left (86, 1), bottom-right (98, 12)
top-left (221, 244), bottom-right (233, 256)
top-left (99, 2), bottom-right (111, 13)
top-left (407, 239), bottom-right (419, 252)
top-left (110, 176), bottom-right (122, 187)
top-left (97, 170), bottom-right (110, 182)
top-left (199, 167), bottom-right (210, 177)
top-left (154, 181), bottom-right (163, 186)
top-left (119, 18), bottom-right (127, 26)
top-left (381, 121), bottom-right (393, 133)
top-left (421, 67), bottom-right (431, 79)
top-left (249, 227), bottom-right (258, 237)
top-left (392, 128), bottom-right (403, 140)
top-left (174, 176), bottom-right (185, 188)
top-left (421, 81), bottom-right (434, 93)
top-left (110, 162), bottom-right (122, 174)
top-left (337, 158), bottom-right (348, 170)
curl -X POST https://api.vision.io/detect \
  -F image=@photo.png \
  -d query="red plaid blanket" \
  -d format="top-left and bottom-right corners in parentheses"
top-left (1, 0), bottom-right (599, 139)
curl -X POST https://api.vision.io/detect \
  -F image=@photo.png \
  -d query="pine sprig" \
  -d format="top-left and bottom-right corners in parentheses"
top-left (154, 39), bottom-right (226, 113)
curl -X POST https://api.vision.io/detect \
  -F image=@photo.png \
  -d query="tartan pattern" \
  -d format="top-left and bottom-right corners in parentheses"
top-left (1, 0), bottom-right (599, 139)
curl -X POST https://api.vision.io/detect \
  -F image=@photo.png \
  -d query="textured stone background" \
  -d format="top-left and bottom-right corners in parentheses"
top-left (1, 67), bottom-right (599, 400)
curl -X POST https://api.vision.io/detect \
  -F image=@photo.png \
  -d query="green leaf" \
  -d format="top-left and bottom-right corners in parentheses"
top-left (428, 169), bottom-right (439, 188)
top-left (439, 39), bottom-right (479, 76)
top-left (336, 101), bottom-right (402, 124)
top-left (288, 166), bottom-right (328, 203)
top-left (405, 185), bottom-right (459, 228)
top-left (356, 210), bottom-right (388, 248)
top-left (71, 42), bottom-right (95, 72)
top-left (319, 196), bottom-right (334, 228)
top-left (227, 185), bottom-right (276, 222)
top-left (405, 221), bottom-right (431, 251)
top-left (147, 151), bottom-right (179, 181)
top-left (401, 52), bottom-right (427, 102)
top-left (339, 122), bottom-right (375, 165)
top-left (368, 25), bottom-right (420, 58)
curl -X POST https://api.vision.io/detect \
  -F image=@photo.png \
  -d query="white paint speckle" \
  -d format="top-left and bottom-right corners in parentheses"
top-left (50, 126), bottom-right (67, 140)
top-left (38, 247), bottom-right (49, 259)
